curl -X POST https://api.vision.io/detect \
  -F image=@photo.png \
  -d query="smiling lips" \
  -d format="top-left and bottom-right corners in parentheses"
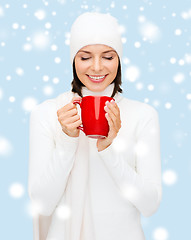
top-left (87, 74), bottom-right (108, 83)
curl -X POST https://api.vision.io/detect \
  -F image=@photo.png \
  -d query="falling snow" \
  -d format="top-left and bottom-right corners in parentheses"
top-left (53, 77), bottom-right (60, 84)
top-left (55, 205), bottom-right (71, 220)
top-left (186, 93), bottom-right (191, 100)
top-left (173, 73), bottom-right (185, 84)
top-left (174, 29), bottom-right (182, 36)
top-left (12, 23), bottom-right (19, 30)
top-left (43, 85), bottom-right (54, 95)
top-left (123, 57), bottom-right (130, 65)
top-left (162, 169), bottom-right (178, 185)
top-left (45, 22), bottom-right (52, 29)
top-left (125, 65), bottom-right (140, 82)
top-left (139, 21), bottom-right (161, 42)
top-left (170, 57), bottom-right (176, 64)
top-left (32, 31), bottom-right (50, 50)
top-left (135, 141), bottom-right (149, 157)
top-left (6, 75), bottom-right (11, 81)
top-left (51, 44), bottom-right (58, 51)
top-left (34, 9), bottom-right (46, 20)
top-left (0, 88), bottom-right (3, 99)
top-left (22, 97), bottom-right (38, 112)
top-left (15, 67), bottom-right (24, 76)
top-left (23, 43), bottom-right (32, 51)
top-left (65, 32), bottom-right (70, 45)
top-left (136, 82), bottom-right (144, 90)
top-left (153, 227), bottom-right (169, 240)
top-left (134, 41), bottom-right (141, 48)
top-left (184, 53), bottom-right (191, 64)
top-left (9, 96), bottom-right (16, 102)
top-left (26, 201), bottom-right (43, 217)
top-left (165, 102), bottom-right (172, 109)
top-left (0, 137), bottom-right (12, 156)
top-left (43, 75), bottom-right (49, 82)
top-left (9, 183), bottom-right (25, 198)
top-left (121, 184), bottom-right (139, 206)
top-left (57, 0), bottom-right (66, 4)
top-left (0, 1), bottom-right (190, 240)
top-left (147, 84), bottom-right (154, 91)
top-left (0, 6), bottom-right (4, 17)
top-left (112, 137), bottom-right (127, 153)
top-left (181, 9), bottom-right (191, 20)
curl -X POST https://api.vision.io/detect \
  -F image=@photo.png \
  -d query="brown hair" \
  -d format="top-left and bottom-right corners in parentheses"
top-left (71, 59), bottom-right (122, 98)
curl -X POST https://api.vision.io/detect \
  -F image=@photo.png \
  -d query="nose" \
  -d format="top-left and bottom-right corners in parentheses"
top-left (91, 57), bottom-right (103, 72)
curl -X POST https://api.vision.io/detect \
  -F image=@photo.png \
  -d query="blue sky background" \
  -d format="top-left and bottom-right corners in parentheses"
top-left (0, 0), bottom-right (191, 239)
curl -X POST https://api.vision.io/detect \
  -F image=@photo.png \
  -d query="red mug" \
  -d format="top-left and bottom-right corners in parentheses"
top-left (73, 96), bottom-right (114, 139)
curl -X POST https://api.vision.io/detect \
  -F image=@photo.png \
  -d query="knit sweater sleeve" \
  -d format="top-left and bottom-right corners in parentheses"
top-left (98, 105), bottom-right (162, 217)
top-left (28, 101), bottom-right (79, 216)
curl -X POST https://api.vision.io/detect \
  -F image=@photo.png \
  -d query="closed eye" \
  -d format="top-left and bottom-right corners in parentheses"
top-left (104, 57), bottom-right (113, 60)
top-left (81, 57), bottom-right (90, 61)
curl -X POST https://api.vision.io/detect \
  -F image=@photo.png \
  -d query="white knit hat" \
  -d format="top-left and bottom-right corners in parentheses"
top-left (70, 12), bottom-right (123, 63)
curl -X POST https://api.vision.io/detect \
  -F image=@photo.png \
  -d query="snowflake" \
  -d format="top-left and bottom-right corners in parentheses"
top-left (0, 137), bottom-right (12, 156)
top-left (162, 169), bottom-right (177, 185)
top-left (125, 65), bottom-right (140, 82)
top-left (139, 21), bottom-right (161, 42)
top-left (34, 9), bottom-right (46, 20)
top-left (22, 97), bottom-right (38, 112)
top-left (9, 183), bottom-right (25, 198)
top-left (153, 227), bottom-right (169, 240)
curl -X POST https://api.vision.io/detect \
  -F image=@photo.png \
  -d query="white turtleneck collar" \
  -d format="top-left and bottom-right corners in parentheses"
top-left (82, 83), bottom-right (114, 97)
top-left (80, 83), bottom-right (123, 103)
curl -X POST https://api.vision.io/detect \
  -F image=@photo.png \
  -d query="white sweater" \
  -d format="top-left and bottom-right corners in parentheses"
top-left (28, 84), bottom-right (162, 240)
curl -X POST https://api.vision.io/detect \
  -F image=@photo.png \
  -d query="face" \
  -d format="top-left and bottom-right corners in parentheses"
top-left (74, 44), bottom-right (119, 92)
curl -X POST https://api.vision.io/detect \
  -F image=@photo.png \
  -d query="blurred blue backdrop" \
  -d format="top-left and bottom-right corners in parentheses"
top-left (0, 0), bottom-right (191, 239)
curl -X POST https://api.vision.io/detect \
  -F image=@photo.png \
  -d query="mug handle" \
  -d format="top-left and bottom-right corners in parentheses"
top-left (73, 99), bottom-right (84, 132)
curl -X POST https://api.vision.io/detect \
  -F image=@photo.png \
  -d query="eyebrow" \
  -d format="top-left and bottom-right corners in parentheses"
top-left (78, 50), bottom-right (116, 54)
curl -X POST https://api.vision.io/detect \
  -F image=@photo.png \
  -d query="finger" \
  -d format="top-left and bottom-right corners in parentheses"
top-left (61, 113), bottom-right (80, 125)
top-left (112, 101), bottom-right (121, 116)
top-left (106, 101), bottom-right (121, 130)
top-left (104, 105), bottom-right (116, 122)
top-left (58, 109), bottom-right (78, 125)
top-left (105, 105), bottom-right (121, 131)
top-left (72, 119), bottom-right (82, 128)
top-left (57, 97), bottom-right (82, 115)
top-left (105, 112), bottom-right (116, 131)
top-left (57, 102), bottom-right (77, 116)
top-left (66, 119), bottom-right (82, 130)
top-left (61, 107), bottom-right (78, 119)
top-left (68, 114), bottom-right (81, 123)
top-left (104, 104), bottom-right (119, 125)
top-left (105, 113), bottom-right (119, 140)
top-left (105, 101), bottom-right (119, 117)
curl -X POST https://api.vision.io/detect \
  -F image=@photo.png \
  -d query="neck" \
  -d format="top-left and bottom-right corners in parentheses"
top-left (81, 83), bottom-right (115, 97)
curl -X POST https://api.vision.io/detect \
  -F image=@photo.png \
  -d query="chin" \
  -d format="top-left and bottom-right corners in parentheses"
top-left (88, 85), bottom-right (106, 92)
top-left (90, 81), bottom-right (111, 91)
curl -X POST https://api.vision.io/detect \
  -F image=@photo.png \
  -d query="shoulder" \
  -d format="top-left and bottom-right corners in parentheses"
top-left (30, 90), bottom-right (74, 121)
top-left (119, 96), bottom-right (159, 120)
top-left (119, 96), bottom-right (158, 114)
top-left (130, 99), bottom-right (158, 117)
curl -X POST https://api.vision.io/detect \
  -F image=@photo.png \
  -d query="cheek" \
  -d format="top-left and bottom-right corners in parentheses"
top-left (75, 61), bottom-right (85, 75)
top-left (76, 62), bottom-right (89, 75)
top-left (108, 61), bottom-right (119, 75)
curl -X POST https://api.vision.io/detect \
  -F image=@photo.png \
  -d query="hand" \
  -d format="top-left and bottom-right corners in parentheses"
top-left (57, 97), bottom-right (82, 137)
top-left (97, 99), bottom-right (121, 152)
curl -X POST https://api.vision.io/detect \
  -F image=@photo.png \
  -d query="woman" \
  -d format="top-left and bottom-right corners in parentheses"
top-left (28, 12), bottom-right (162, 240)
